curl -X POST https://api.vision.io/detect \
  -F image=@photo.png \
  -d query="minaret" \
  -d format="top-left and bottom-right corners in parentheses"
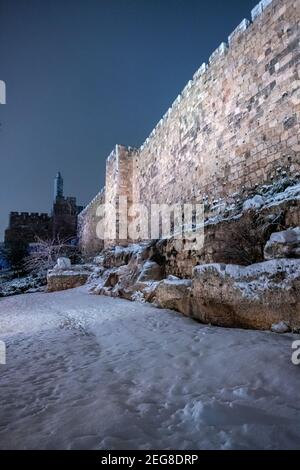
top-left (54, 172), bottom-right (63, 200)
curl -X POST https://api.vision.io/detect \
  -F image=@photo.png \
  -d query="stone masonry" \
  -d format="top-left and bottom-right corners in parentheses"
top-left (4, 212), bottom-right (52, 246)
top-left (5, 173), bottom-right (83, 249)
top-left (78, 189), bottom-right (106, 257)
top-left (79, 0), bottom-right (300, 256)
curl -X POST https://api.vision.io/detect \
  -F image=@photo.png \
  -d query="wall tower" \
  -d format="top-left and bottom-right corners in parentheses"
top-left (54, 172), bottom-right (64, 200)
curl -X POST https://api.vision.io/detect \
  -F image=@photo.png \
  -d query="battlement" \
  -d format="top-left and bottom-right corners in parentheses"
top-left (139, 0), bottom-right (278, 152)
top-left (79, 0), bottom-right (300, 254)
top-left (66, 197), bottom-right (76, 204)
top-left (5, 170), bottom-right (82, 245)
top-left (133, 0), bottom-right (299, 205)
top-left (139, 0), bottom-right (284, 155)
top-left (5, 211), bottom-right (52, 245)
top-left (79, 187), bottom-right (106, 219)
top-left (106, 144), bottom-right (138, 165)
top-left (9, 211), bottom-right (50, 223)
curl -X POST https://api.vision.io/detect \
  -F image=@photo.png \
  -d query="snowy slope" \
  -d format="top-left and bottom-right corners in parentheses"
top-left (0, 287), bottom-right (300, 450)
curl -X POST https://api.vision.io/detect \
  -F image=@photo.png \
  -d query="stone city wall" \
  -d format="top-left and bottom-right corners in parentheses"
top-left (79, 0), bottom-right (300, 256)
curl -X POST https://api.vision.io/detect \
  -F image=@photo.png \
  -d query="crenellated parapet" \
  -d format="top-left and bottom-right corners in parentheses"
top-left (138, 0), bottom-right (279, 154)
top-left (5, 211), bottom-right (52, 246)
top-left (80, 0), bottom-right (300, 254)
top-left (5, 173), bottom-right (82, 246)
top-left (9, 212), bottom-right (51, 226)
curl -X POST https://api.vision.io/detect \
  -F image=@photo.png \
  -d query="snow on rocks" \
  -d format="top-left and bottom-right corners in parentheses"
top-left (53, 257), bottom-right (71, 270)
top-left (271, 321), bottom-right (291, 334)
top-left (0, 273), bottom-right (46, 297)
top-left (191, 260), bottom-right (300, 330)
top-left (206, 178), bottom-right (300, 226)
top-left (153, 277), bottom-right (192, 316)
top-left (93, 255), bottom-right (105, 266)
top-left (137, 260), bottom-right (164, 282)
top-left (131, 290), bottom-right (146, 303)
top-left (47, 264), bottom-right (94, 293)
top-left (90, 263), bottom-right (160, 303)
top-left (101, 242), bottom-right (151, 269)
top-left (88, 242), bottom-right (164, 301)
top-left (243, 195), bottom-right (265, 212)
top-left (264, 227), bottom-right (300, 260)
top-left (86, 237), bottom-right (300, 331)
top-left (47, 270), bottom-right (90, 293)
top-left (67, 178), bottom-right (300, 330)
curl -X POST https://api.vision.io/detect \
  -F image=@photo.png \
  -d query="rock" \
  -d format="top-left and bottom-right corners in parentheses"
top-left (54, 257), bottom-right (71, 270)
top-left (243, 195), bottom-right (265, 212)
top-left (47, 272), bottom-right (89, 292)
top-left (90, 268), bottom-right (119, 295)
top-left (91, 246), bottom-right (164, 301)
top-left (271, 321), bottom-right (290, 334)
top-left (103, 270), bottom-right (120, 288)
top-left (47, 266), bottom-right (91, 292)
top-left (91, 263), bottom-right (139, 299)
top-left (264, 227), bottom-right (300, 260)
top-left (154, 278), bottom-right (192, 316)
top-left (26, 286), bottom-right (46, 294)
top-left (167, 275), bottom-right (180, 281)
top-left (93, 255), bottom-right (105, 266)
top-left (191, 260), bottom-right (300, 330)
top-left (0, 273), bottom-right (46, 297)
top-left (102, 243), bottom-right (150, 269)
top-left (131, 290), bottom-right (146, 303)
top-left (131, 280), bottom-right (161, 303)
top-left (137, 261), bottom-right (164, 282)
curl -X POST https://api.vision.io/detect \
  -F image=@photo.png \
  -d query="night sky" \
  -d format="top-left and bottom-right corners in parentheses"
top-left (0, 0), bottom-right (258, 241)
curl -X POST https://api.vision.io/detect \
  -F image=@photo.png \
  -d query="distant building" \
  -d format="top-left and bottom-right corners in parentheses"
top-left (4, 173), bottom-right (83, 247)
top-left (52, 172), bottom-right (84, 240)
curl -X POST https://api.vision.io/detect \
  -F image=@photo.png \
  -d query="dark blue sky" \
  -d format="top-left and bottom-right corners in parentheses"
top-left (0, 0), bottom-right (258, 240)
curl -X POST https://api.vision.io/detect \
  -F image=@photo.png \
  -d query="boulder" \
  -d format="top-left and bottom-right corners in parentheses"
top-left (54, 257), bottom-right (71, 270)
top-left (154, 277), bottom-right (192, 316)
top-left (47, 265), bottom-right (92, 292)
top-left (89, 268), bottom-right (114, 295)
top-left (264, 227), bottom-right (300, 260)
top-left (130, 281), bottom-right (161, 303)
top-left (137, 261), bottom-right (164, 282)
top-left (47, 271), bottom-right (90, 292)
top-left (93, 255), bottom-right (105, 266)
top-left (91, 263), bottom-right (139, 299)
top-left (242, 195), bottom-right (265, 211)
top-left (101, 243), bottom-right (151, 269)
top-left (191, 260), bottom-right (300, 330)
top-left (271, 321), bottom-right (290, 334)
top-left (90, 248), bottom-right (163, 301)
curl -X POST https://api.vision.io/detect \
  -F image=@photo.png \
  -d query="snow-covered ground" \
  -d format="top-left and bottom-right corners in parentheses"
top-left (0, 273), bottom-right (46, 297)
top-left (0, 287), bottom-right (300, 450)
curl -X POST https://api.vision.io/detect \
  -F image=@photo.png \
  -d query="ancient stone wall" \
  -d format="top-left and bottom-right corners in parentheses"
top-left (156, 197), bottom-right (300, 278)
top-left (79, 0), bottom-right (300, 255)
top-left (104, 145), bottom-right (136, 247)
top-left (133, 0), bottom-right (300, 210)
top-left (5, 199), bottom-right (83, 248)
top-left (4, 212), bottom-right (52, 245)
top-left (52, 196), bottom-right (82, 241)
top-left (79, 145), bottom-right (137, 254)
top-left (78, 189), bottom-right (105, 257)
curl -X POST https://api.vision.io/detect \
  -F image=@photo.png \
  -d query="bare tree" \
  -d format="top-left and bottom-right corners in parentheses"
top-left (24, 236), bottom-right (74, 275)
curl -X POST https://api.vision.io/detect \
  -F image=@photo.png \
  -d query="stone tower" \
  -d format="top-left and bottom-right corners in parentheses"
top-left (52, 172), bottom-right (83, 240)
top-left (54, 172), bottom-right (64, 200)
